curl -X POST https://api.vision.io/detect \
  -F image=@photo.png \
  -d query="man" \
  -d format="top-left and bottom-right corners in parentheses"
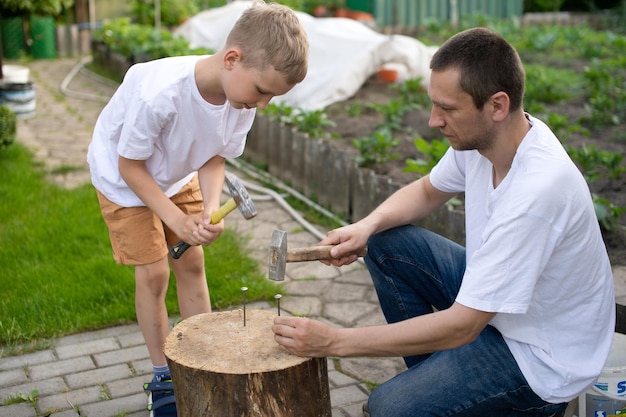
top-left (273, 27), bottom-right (615, 417)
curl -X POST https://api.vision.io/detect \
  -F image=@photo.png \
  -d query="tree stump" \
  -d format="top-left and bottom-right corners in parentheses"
top-left (164, 309), bottom-right (331, 417)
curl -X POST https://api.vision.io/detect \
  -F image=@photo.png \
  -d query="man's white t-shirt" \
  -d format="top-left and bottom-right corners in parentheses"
top-left (429, 115), bottom-right (615, 403)
top-left (87, 55), bottom-right (256, 207)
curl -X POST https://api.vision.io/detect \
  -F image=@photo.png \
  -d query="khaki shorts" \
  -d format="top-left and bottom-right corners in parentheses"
top-left (97, 175), bottom-right (204, 265)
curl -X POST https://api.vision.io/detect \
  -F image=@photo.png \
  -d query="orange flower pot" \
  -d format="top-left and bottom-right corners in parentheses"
top-left (377, 68), bottom-right (398, 83)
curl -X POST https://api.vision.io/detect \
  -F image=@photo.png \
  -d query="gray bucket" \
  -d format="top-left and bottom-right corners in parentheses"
top-left (0, 82), bottom-right (36, 118)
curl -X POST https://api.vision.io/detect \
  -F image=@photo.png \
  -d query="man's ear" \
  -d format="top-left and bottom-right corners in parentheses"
top-left (223, 47), bottom-right (243, 70)
top-left (490, 91), bottom-right (510, 122)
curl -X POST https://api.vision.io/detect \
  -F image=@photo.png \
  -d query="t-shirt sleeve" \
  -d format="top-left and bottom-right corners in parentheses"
top-left (429, 147), bottom-right (466, 193)
top-left (219, 108), bottom-right (256, 159)
top-left (116, 94), bottom-right (174, 161)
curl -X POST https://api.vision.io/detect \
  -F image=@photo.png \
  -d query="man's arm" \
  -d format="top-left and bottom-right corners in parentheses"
top-left (274, 302), bottom-right (495, 358)
top-left (321, 175), bottom-right (457, 261)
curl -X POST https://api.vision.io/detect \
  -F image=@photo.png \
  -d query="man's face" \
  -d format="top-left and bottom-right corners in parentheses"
top-left (223, 61), bottom-right (293, 111)
top-left (428, 68), bottom-right (495, 152)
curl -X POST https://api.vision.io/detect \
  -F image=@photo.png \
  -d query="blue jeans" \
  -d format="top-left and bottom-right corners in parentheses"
top-left (364, 226), bottom-right (567, 417)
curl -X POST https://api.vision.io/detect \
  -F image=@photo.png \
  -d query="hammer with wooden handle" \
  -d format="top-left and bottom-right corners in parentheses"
top-left (169, 172), bottom-right (256, 259)
top-left (268, 229), bottom-right (367, 281)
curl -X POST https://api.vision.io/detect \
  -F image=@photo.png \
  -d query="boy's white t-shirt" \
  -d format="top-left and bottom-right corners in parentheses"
top-left (429, 115), bottom-right (615, 403)
top-left (87, 55), bottom-right (256, 207)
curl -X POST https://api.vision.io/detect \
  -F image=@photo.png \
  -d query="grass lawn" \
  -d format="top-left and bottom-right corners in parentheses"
top-left (0, 144), bottom-right (280, 354)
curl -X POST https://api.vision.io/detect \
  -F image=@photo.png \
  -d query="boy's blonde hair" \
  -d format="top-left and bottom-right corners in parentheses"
top-left (225, 1), bottom-right (309, 85)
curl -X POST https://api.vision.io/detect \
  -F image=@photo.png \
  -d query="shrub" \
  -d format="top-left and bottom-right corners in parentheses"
top-left (0, 105), bottom-right (17, 149)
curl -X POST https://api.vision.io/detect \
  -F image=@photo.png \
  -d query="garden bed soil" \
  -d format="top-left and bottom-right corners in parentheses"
top-left (321, 75), bottom-right (626, 266)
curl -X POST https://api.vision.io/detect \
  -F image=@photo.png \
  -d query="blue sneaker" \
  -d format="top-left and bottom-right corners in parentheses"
top-left (143, 374), bottom-right (177, 417)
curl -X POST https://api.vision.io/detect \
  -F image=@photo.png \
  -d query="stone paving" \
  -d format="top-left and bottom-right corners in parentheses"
top-left (1, 57), bottom-right (625, 417)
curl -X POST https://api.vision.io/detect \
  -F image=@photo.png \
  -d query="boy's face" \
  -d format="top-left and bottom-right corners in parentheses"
top-left (223, 48), bottom-right (294, 110)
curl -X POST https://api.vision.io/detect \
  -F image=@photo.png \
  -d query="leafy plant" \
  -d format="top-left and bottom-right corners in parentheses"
top-left (261, 102), bottom-right (297, 124)
top-left (368, 99), bottom-right (409, 132)
top-left (524, 64), bottom-right (582, 105)
top-left (3, 389), bottom-right (39, 407)
top-left (344, 102), bottom-right (363, 117)
top-left (352, 128), bottom-right (400, 168)
top-left (593, 194), bottom-right (626, 231)
top-left (291, 109), bottom-right (335, 138)
top-left (582, 57), bottom-right (626, 128)
top-left (0, 0), bottom-right (73, 16)
top-left (565, 143), bottom-right (626, 182)
top-left (404, 137), bottom-right (450, 177)
top-left (131, 0), bottom-right (199, 28)
top-left (390, 77), bottom-right (430, 109)
top-left (94, 18), bottom-right (212, 61)
top-left (542, 112), bottom-right (589, 142)
top-left (0, 105), bottom-right (17, 150)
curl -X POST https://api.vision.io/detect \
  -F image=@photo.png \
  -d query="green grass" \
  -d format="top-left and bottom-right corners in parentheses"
top-left (0, 144), bottom-right (280, 353)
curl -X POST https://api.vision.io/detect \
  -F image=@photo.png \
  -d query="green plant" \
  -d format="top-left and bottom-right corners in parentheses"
top-left (345, 102), bottom-right (363, 117)
top-left (94, 18), bottom-right (212, 61)
top-left (352, 128), bottom-right (400, 168)
top-left (593, 194), bottom-right (626, 231)
top-left (524, 64), bottom-right (582, 105)
top-left (0, 0), bottom-right (73, 16)
top-left (542, 112), bottom-right (589, 142)
top-left (390, 77), bottom-right (430, 109)
top-left (3, 389), bottom-right (39, 407)
top-left (582, 57), bottom-right (626, 128)
top-left (291, 109), bottom-right (336, 138)
top-left (565, 143), bottom-right (626, 182)
top-left (261, 102), bottom-right (297, 124)
top-left (131, 0), bottom-right (199, 27)
top-left (404, 137), bottom-right (450, 177)
top-left (368, 99), bottom-right (409, 132)
top-left (0, 105), bottom-right (17, 149)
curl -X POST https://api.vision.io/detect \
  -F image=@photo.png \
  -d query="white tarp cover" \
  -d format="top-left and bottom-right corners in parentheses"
top-left (174, 1), bottom-right (438, 110)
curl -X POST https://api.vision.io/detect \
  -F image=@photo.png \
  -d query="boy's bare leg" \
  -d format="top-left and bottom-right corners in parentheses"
top-left (135, 258), bottom-right (172, 366)
top-left (170, 245), bottom-right (212, 319)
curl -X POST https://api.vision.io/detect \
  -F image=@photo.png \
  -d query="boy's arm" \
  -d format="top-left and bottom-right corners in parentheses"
top-left (118, 156), bottom-right (205, 245)
top-left (197, 156), bottom-right (226, 221)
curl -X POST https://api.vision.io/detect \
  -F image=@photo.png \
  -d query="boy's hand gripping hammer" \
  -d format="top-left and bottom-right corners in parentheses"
top-left (168, 172), bottom-right (256, 259)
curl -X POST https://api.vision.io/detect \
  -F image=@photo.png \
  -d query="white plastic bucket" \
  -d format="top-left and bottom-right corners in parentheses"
top-left (578, 332), bottom-right (626, 417)
top-left (2, 65), bottom-right (30, 83)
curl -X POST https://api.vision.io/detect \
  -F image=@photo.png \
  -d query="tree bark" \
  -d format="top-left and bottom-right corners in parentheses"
top-left (164, 309), bottom-right (331, 417)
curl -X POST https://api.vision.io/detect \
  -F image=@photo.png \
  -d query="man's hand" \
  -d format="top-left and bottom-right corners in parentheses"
top-left (273, 316), bottom-right (338, 357)
top-left (318, 222), bottom-right (374, 266)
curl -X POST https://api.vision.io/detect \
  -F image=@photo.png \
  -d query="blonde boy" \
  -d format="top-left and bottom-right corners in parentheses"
top-left (87, 2), bottom-right (308, 416)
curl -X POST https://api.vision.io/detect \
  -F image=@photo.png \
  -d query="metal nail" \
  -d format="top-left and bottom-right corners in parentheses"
top-left (274, 294), bottom-right (282, 316)
top-left (241, 287), bottom-right (248, 326)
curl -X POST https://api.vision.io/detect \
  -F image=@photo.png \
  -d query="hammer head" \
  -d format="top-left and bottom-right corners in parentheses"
top-left (225, 172), bottom-right (257, 220)
top-left (268, 229), bottom-right (287, 281)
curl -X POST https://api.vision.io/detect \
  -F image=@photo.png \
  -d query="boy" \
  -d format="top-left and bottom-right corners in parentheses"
top-left (87, 2), bottom-right (308, 416)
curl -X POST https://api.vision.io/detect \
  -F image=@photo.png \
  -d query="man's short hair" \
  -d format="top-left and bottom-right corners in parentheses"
top-left (226, 1), bottom-right (309, 85)
top-left (430, 27), bottom-right (525, 111)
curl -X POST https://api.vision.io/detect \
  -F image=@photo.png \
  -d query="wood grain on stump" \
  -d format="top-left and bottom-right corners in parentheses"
top-left (164, 309), bottom-right (331, 417)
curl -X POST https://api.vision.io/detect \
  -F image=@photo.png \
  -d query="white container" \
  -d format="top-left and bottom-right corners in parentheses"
top-left (2, 65), bottom-right (30, 84)
top-left (578, 332), bottom-right (626, 417)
